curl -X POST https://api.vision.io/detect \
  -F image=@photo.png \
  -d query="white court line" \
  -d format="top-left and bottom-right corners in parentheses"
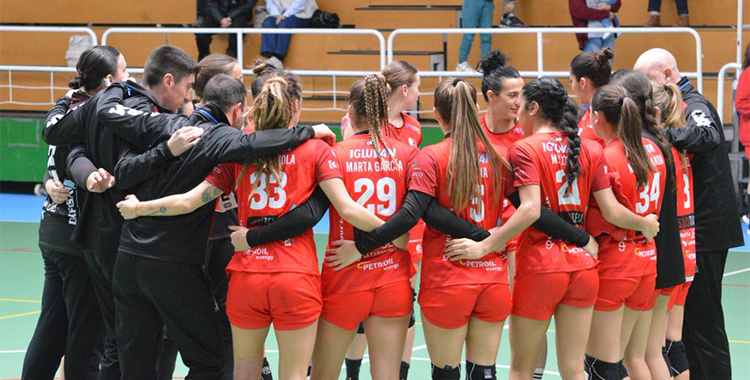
top-left (0, 349), bottom-right (26, 353)
top-left (412, 344), bottom-right (427, 352)
top-left (724, 267), bottom-right (750, 277)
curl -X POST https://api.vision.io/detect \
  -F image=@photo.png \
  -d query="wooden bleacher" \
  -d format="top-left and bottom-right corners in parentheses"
top-left (0, 0), bottom-right (747, 124)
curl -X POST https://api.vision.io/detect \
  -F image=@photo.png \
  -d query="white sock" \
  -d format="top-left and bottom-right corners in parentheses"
top-left (533, 368), bottom-right (544, 379)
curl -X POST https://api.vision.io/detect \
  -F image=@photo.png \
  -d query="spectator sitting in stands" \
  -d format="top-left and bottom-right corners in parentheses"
top-left (568, 0), bottom-right (620, 53)
top-left (260, 0), bottom-right (319, 69)
top-left (500, 0), bottom-right (525, 27)
top-left (196, 0), bottom-right (257, 61)
top-left (646, 0), bottom-right (689, 27)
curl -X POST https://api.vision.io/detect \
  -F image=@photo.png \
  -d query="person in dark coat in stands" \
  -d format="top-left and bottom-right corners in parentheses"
top-left (196, 0), bottom-right (258, 61)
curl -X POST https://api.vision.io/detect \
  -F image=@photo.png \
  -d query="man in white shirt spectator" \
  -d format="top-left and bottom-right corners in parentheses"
top-left (260, 0), bottom-right (318, 68)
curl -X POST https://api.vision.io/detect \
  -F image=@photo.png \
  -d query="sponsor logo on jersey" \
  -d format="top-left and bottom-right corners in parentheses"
top-left (690, 110), bottom-right (712, 127)
top-left (634, 247), bottom-right (656, 258)
top-left (357, 257), bottom-right (398, 271)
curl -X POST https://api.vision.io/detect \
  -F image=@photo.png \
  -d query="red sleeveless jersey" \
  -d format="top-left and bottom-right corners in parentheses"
top-left (409, 138), bottom-right (510, 289)
top-left (206, 139), bottom-right (341, 275)
top-left (673, 149), bottom-right (696, 280)
top-left (509, 132), bottom-right (609, 274)
top-left (578, 109), bottom-right (605, 147)
top-left (596, 138), bottom-right (667, 278)
top-left (341, 112), bottom-right (422, 148)
top-left (322, 135), bottom-right (419, 295)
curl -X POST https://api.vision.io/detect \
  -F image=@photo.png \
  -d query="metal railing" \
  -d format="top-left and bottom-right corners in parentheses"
top-left (0, 27), bottom-right (97, 106)
top-left (102, 27), bottom-right (387, 71)
top-left (717, 62), bottom-right (742, 154)
top-left (737, 0), bottom-right (745, 65)
top-left (387, 27), bottom-right (704, 93)
top-left (0, 25), bottom-right (98, 45)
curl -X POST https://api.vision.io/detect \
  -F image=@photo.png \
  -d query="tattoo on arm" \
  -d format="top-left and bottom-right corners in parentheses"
top-left (200, 183), bottom-right (224, 205)
top-left (143, 206), bottom-right (168, 216)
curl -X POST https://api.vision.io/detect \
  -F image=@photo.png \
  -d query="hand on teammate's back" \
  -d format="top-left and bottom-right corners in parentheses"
top-left (87, 168), bottom-right (116, 193)
top-left (326, 240), bottom-right (361, 271)
top-left (311, 124), bottom-right (336, 146)
top-left (167, 126), bottom-right (204, 156)
top-left (444, 237), bottom-right (498, 262)
top-left (116, 194), bottom-right (140, 220)
top-left (392, 233), bottom-right (410, 251)
top-left (641, 213), bottom-right (660, 241)
top-left (45, 179), bottom-right (71, 204)
top-left (583, 235), bottom-right (599, 259)
top-left (229, 225), bottom-right (250, 251)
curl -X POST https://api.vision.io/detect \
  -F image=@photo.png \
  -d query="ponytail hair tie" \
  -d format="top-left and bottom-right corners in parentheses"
top-left (452, 78), bottom-right (465, 86)
top-left (619, 94), bottom-right (627, 104)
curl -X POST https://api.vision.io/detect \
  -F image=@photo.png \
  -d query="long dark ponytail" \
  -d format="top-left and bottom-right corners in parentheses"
top-left (611, 69), bottom-right (676, 189)
top-left (522, 77), bottom-right (582, 191)
top-left (434, 78), bottom-right (509, 211)
top-left (592, 84), bottom-right (655, 188)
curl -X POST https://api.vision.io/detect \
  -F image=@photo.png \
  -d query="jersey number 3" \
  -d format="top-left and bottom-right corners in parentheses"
top-left (249, 172), bottom-right (288, 210)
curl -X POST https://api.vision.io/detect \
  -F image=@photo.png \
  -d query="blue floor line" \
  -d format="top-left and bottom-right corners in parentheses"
top-left (0, 193), bottom-right (746, 250)
top-left (0, 193), bottom-right (331, 233)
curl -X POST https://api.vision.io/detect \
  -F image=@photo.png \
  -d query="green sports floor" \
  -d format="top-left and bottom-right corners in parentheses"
top-left (1, 197), bottom-right (749, 379)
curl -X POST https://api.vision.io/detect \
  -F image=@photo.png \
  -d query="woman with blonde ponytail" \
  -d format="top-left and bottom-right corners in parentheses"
top-left (339, 60), bottom-right (424, 380)
top-left (652, 82), bottom-right (694, 380)
top-left (214, 74), bottom-right (406, 380)
top-left (582, 84), bottom-right (668, 380)
top-left (329, 78), bottom-right (515, 379)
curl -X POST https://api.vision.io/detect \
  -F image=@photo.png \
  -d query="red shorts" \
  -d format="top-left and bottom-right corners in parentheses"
top-left (408, 221), bottom-right (424, 263)
top-left (660, 285), bottom-right (677, 297)
top-left (419, 282), bottom-right (511, 329)
top-left (505, 236), bottom-right (519, 254)
top-left (512, 268), bottom-right (599, 320)
top-left (321, 280), bottom-right (413, 330)
top-left (595, 274), bottom-right (657, 311)
top-left (226, 271), bottom-right (322, 330)
top-left (668, 281), bottom-right (692, 310)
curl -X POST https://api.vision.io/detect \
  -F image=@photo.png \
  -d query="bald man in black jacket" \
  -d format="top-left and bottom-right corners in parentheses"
top-left (636, 48), bottom-right (742, 380)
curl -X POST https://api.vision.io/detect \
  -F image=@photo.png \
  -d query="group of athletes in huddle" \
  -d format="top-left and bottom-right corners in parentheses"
top-left (26, 39), bottom-right (738, 380)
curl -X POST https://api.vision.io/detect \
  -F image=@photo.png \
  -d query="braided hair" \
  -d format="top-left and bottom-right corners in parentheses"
top-left (349, 74), bottom-right (391, 161)
top-left (522, 77), bottom-right (582, 192)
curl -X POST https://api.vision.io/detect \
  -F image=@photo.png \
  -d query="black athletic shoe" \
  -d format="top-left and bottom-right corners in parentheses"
top-left (500, 13), bottom-right (525, 27)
